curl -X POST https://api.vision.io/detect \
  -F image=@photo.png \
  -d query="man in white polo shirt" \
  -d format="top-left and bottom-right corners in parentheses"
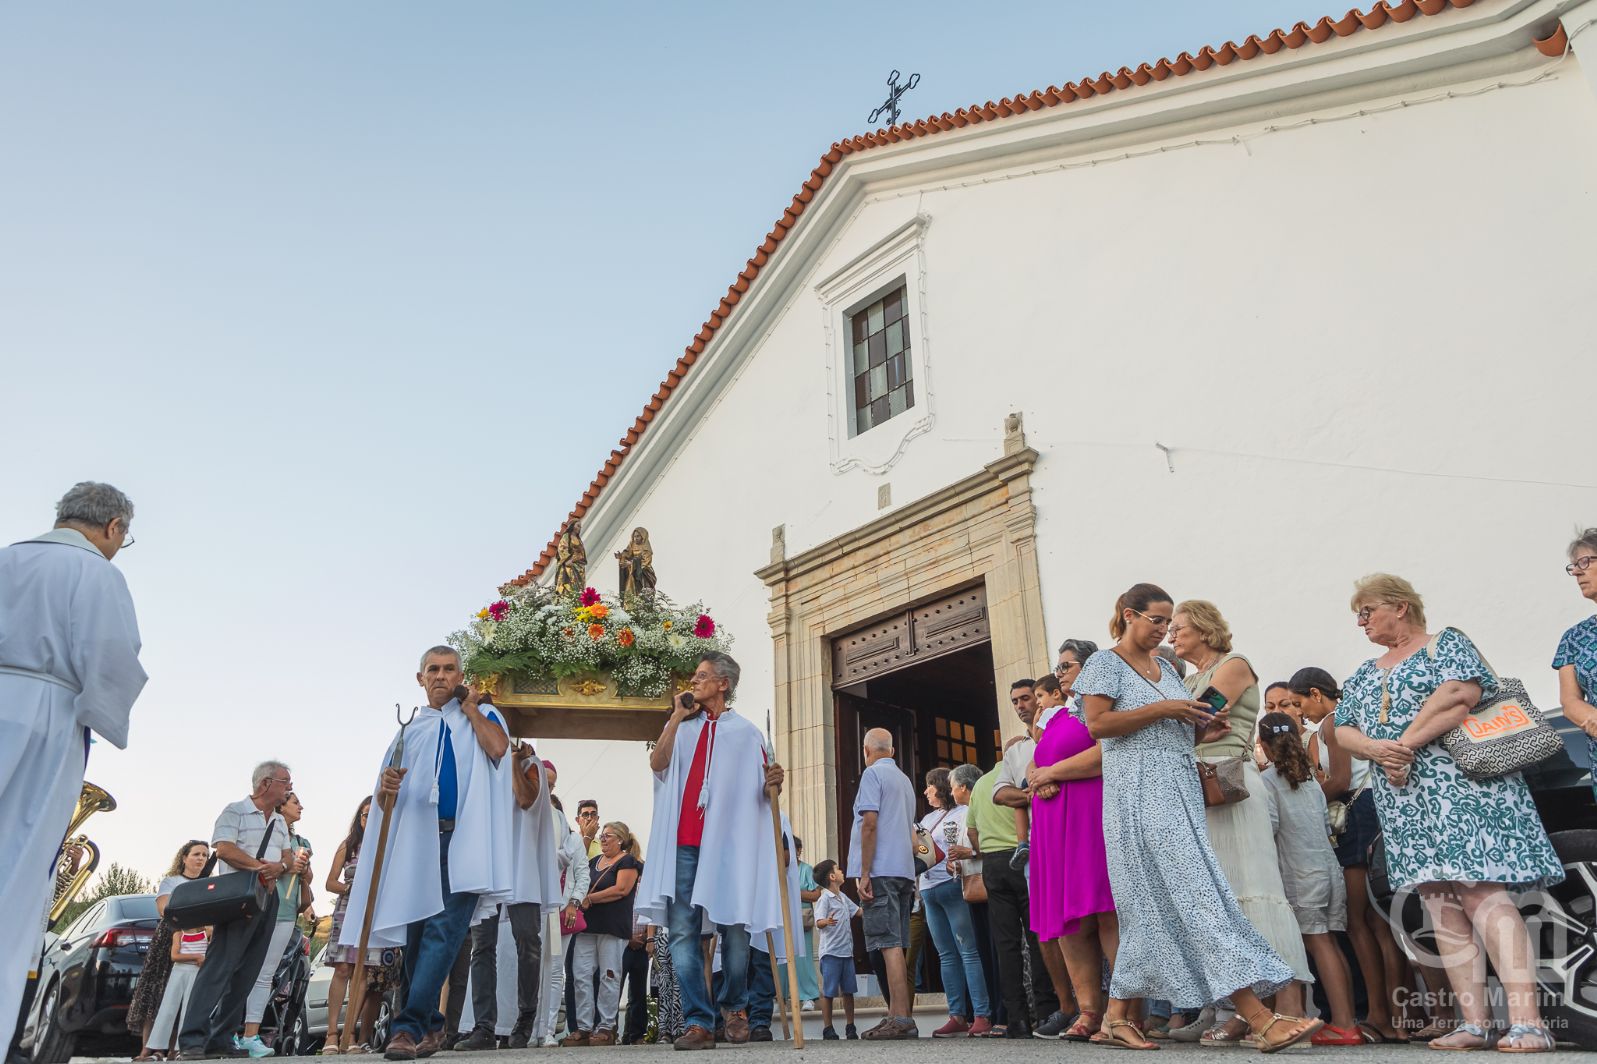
top-left (179, 762), bottom-right (300, 1059)
top-left (848, 728), bottom-right (917, 1040)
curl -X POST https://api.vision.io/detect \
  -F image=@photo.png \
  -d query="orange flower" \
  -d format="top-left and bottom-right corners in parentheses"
top-left (662, 620), bottom-right (673, 631)
top-left (617, 627), bottom-right (636, 648)
top-left (588, 623), bottom-right (605, 641)
top-left (561, 626), bottom-right (576, 639)
top-left (589, 603), bottom-right (609, 620)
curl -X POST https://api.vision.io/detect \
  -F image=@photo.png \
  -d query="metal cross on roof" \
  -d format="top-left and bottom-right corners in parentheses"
top-left (868, 69), bottom-right (920, 128)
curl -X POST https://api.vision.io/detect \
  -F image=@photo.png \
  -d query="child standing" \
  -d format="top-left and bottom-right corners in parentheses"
top-left (810, 860), bottom-right (861, 1041)
top-left (1257, 712), bottom-right (1362, 1047)
top-left (146, 925), bottom-right (209, 1058)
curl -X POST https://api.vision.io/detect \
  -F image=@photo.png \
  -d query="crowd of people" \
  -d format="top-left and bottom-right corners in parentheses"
top-left (5, 483), bottom-right (1597, 1060)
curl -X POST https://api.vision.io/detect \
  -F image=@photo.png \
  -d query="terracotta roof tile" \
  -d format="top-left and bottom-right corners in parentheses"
top-left (502, 0), bottom-right (1503, 591)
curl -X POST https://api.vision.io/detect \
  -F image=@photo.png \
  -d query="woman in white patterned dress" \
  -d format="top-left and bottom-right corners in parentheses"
top-left (1075, 582), bottom-right (1322, 1052)
top-left (1334, 574), bottom-right (1561, 1053)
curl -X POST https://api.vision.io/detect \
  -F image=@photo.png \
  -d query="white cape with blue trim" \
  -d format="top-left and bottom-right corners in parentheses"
top-left (339, 700), bottom-right (514, 949)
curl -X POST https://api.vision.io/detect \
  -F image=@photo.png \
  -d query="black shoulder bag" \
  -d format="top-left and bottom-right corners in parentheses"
top-left (166, 818), bottom-right (282, 930)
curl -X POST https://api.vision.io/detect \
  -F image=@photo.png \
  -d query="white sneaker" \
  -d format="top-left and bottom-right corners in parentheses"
top-left (801, 1000), bottom-right (816, 1011)
top-left (239, 1035), bottom-right (275, 1058)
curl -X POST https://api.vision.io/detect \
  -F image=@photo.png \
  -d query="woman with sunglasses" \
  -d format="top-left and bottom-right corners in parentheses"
top-left (1074, 582), bottom-right (1320, 1052)
top-left (1556, 528), bottom-right (1597, 804)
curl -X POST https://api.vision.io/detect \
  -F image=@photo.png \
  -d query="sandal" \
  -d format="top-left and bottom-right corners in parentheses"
top-left (1359, 1021), bottom-right (1410, 1044)
top-left (1146, 1017), bottom-right (1172, 1040)
top-left (1101, 1019), bottom-right (1159, 1050)
top-left (1429, 1024), bottom-right (1489, 1052)
top-left (1064, 1010), bottom-right (1103, 1042)
top-left (1199, 1021), bottom-right (1255, 1049)
top-left (1497, 1025), bottom-right (1555, 1054)
top-left (1413, 1021), bottom-right (1455, 1043)
top-left (1253, 1014), bottom-right (1325, 1055)
top-left (319, 1043), bottom-right (343, 1055)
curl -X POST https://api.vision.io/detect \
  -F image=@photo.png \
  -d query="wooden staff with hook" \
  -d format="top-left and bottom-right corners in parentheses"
top-left (341, 703), bottom-right (417, 1052)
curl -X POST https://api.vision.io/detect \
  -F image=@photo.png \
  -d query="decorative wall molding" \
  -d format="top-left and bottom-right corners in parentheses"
top-left (815, 213), bottom-right (935, 477)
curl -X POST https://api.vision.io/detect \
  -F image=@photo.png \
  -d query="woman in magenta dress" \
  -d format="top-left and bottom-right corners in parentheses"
top-left (1027, 656), bottom-right (1118, 1042)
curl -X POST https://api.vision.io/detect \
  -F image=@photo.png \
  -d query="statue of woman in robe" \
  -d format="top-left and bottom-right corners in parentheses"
top-left (615, 526), bottom-right (657, 604)
top-left (553, 519), bottom-right (586, 596)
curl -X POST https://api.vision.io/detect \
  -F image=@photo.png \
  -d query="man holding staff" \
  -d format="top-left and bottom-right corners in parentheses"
top-left (340, 646), bottom-right (515, 1061)
top-left (636, 652), bottom-right (788, 1051)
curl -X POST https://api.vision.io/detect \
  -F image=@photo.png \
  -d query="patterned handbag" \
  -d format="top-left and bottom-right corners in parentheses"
top-left (1428, 630), bottom-right (1564, 780)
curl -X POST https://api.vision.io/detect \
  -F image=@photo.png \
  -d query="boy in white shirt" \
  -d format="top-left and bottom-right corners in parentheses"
top-left (810, 860), bottom-right (861, 1040)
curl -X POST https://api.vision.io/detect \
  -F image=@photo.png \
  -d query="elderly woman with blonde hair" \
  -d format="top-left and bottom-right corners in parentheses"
top-left (1334, 574), bottom-right (1562, 1053)
top-left (1168, 600), bottom-right (1324, 1045)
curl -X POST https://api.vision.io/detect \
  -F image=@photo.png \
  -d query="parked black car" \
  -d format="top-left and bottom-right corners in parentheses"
top-left (1372, 717), bottom-right (1597, 1047)
top-left (24, 892), bottom-right (158, 1063)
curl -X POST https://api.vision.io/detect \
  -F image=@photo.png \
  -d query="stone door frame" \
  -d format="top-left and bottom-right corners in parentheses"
top-left (754, 427), bottom-right (1049, 859)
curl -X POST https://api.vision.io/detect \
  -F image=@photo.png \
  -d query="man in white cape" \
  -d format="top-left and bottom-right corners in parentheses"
top-left (339, 647), bottom-right (514, 1061)
top-left (0, 482), bottom-right (146, 1057)
top-left (456, 743), bottom-right (561, 1050)
top-left (635, 652), bottom-right (787, 1050)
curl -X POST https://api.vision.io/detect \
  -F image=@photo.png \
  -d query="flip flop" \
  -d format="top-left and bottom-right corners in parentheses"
top-left (1358, 1021), bottom-right (1411, 1044)
top-left (1428, 1023), bottom-right (1489, 1052)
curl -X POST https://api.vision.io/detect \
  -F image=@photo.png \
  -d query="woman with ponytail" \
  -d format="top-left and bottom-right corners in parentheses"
top-left (1256, 713), bottom-right (1360, 1046)
top-left (1073, 583), bottom-right (1320, 1052)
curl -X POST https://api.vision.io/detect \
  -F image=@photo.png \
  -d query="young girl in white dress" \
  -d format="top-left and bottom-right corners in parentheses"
top-left (1256, 712), bottom-right (1360, 1046)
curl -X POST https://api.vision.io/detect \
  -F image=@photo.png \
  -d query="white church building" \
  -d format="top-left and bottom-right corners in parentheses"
top-left (506, 0), bottom-right (1597, 858)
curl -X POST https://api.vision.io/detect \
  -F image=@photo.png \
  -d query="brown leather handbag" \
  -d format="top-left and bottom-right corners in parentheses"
top-left (1197, 756), bottom-right (1250, 807)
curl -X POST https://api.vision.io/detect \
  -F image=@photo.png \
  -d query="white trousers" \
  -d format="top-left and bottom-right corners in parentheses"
top-left (245, 920), bottom-right (299, 1024)
top-left (0, 690), bottom-right (88, 1054)
top-left (531, 914), bottom-right (565, 1043)
top-left (147, 963), bottom-right (199, 1051)
top-left (570, 934), bottom-right (624, 1034)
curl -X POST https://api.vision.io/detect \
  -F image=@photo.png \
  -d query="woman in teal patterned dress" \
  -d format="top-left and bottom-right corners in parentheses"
top-left (1334, 574), bottom-right (1562, 1053)
top-left (1555, 528), bottom-right (1597, 802)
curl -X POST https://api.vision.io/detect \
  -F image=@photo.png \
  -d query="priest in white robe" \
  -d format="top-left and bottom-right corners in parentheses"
top-left (0, 482), bottom-right (146, 1056)
top-left (339, 646), bottom-right (512, 1062)
top-left (457, 743), bottom-right (561, 1049)
top-left (636, 651), bottom-right (786, 1050)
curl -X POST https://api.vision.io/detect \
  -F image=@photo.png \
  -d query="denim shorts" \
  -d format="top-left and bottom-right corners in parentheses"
top-left (861, 876), bottom-right (914, 952)
top-left (820, 955), bottom-right (858, 997)
top-left (1333, 790), bottom-right (1381, 868)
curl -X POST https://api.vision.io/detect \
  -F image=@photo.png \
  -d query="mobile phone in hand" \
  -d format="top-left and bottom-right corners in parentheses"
top-left (1196, 686), bottom-right (1227, 713)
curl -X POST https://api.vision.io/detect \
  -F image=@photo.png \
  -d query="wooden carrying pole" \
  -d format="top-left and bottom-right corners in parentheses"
top-left (766, 785), bottom-right (805, 1048)
top-left (766, 932), bottom-right (792, 1041)
top-left (341, 717), bottom-right (411, 1051)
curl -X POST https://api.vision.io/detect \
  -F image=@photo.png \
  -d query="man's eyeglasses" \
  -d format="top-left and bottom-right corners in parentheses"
top-left (1132, 609), bottom-right (1171, 628)
top-left (1567, 555), bottom-right (1596, 575)
top-left (577, 811), bottom-right (598, 819)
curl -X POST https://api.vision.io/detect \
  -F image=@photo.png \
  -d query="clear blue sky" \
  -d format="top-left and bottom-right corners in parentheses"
top-left (1, 0), bottom-right (1326, 883)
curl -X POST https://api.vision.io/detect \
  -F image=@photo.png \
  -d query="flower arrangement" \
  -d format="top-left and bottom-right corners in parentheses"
top-left (451, 585), bottom-right (733, 699)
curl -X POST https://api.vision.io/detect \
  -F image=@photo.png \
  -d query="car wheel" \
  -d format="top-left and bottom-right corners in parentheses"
top-left (33, 979), bottom-right (77, 1064)
top-left (288, 1009), bottom-right (312, 1057)
top-left (1523, 829), bottom-right (1597, 1047)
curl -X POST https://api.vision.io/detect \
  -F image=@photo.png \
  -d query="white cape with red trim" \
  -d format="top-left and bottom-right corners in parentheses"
top-left (635, 708), bottom-right (786, 939)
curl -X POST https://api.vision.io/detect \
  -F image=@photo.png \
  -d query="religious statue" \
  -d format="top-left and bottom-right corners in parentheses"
top-left (553, 519), bottom-right (586, 596)
top-left (615, 526), bottom-right (657, 604)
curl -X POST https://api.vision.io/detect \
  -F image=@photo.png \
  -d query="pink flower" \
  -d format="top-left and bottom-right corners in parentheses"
top-left (693, 614), bottom-right (715, 639)
top-left (488, 600), bottom-right (509, 622)
top-left (580, 587), bottom-right (601, 606)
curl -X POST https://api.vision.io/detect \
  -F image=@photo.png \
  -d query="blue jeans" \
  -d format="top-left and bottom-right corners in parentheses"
top-left (395, 830), bottom-right (479, 1039)
top-left (748, 947), bottom-right (776, 1031)
top-left (667, 845), bottom-right (752, 1031)
top-left (921, 878), bottom-right (990, 1019)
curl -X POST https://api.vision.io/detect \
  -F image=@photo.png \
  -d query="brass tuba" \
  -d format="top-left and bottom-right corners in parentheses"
top-left (48, 781), bottom-right (116, 927)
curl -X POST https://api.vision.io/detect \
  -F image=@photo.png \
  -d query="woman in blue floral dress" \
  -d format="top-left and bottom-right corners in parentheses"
top-left (1555, 528), bottom-right (1597, 802)
top-left (1074, 582), bottom-right (1322, 1052)
top-left (1335, 574), bottom-right (1562, 1053)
